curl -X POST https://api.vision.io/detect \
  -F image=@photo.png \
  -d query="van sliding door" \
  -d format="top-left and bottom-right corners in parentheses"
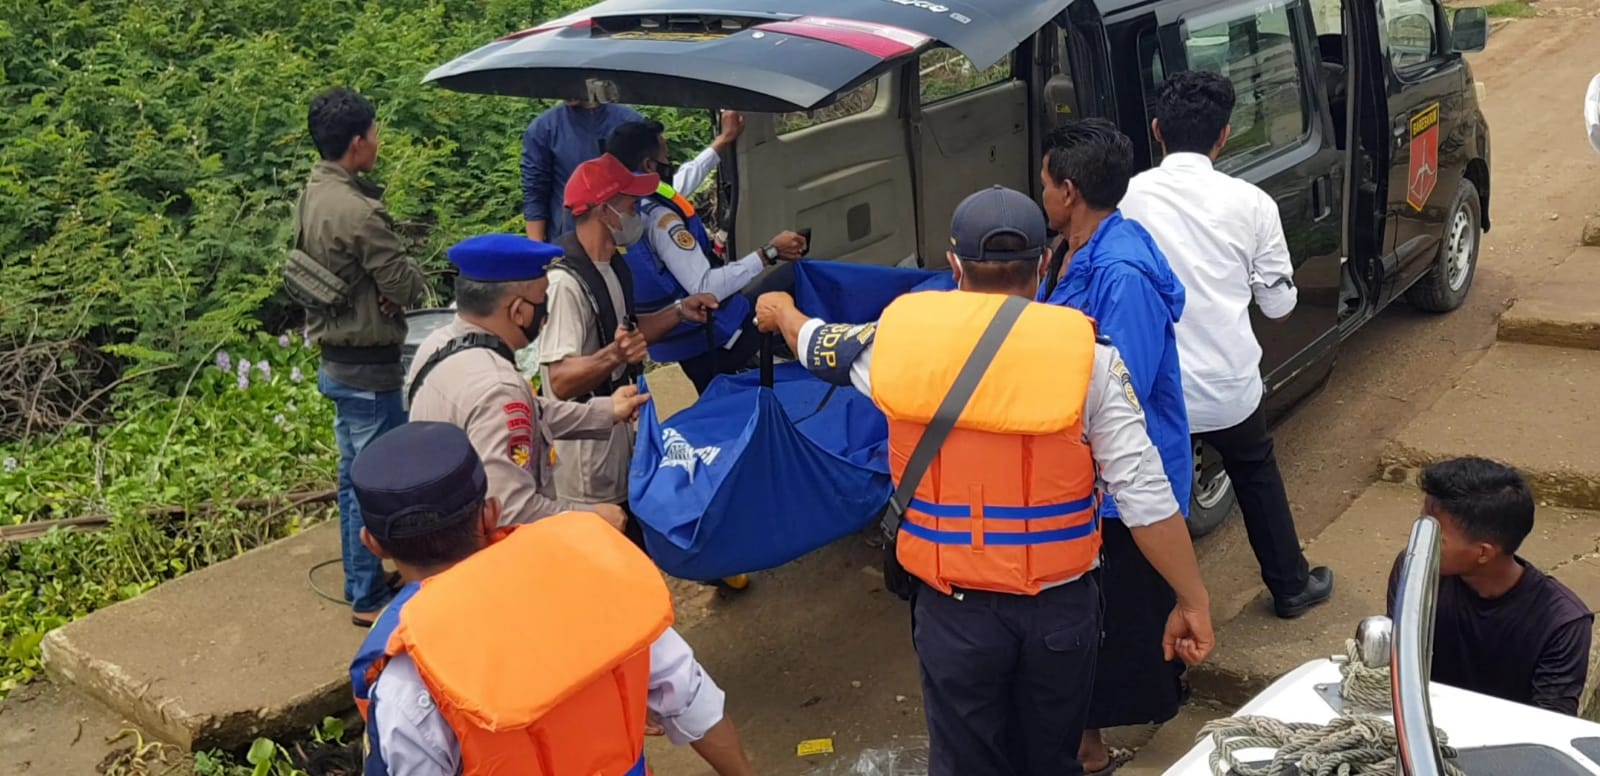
top-left (912, 47), bottom-right (1032, 268)
top-left (734, 73), bottom-right (918, 267)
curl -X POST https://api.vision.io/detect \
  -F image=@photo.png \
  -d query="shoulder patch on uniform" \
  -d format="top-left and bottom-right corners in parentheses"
top-left (502, 401), bottom-right (532, 418)
top-left (669, 224), bottom-right (697, 251)
top-left (655, 211), bottom-right (677, 231)
top-left (1109, 356), bottom-right (1141, 414)
top-left (509, 437), bottom-right (533, 470)
top-left (806, 322), bottom-right (875, 387)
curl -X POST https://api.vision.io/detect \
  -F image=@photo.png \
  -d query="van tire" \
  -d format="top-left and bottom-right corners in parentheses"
top-left (1405, 180), bottom-right (1481, 313)
top-left (1188, 439), bottom-right (1234, 538)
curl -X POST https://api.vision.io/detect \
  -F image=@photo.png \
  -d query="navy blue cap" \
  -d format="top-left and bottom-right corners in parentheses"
top-left (949, 186), bottom-right (1049, 262)
top-left (351, 421), bottom-right (488, 543)
top-left (447, 234), bottom-right (562, 283)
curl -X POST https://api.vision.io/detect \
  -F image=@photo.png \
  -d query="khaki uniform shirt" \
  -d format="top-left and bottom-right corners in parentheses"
top-left (406, 318), bottom-right (615, 524)
top-left (539, 252), bottom-right (634, 505)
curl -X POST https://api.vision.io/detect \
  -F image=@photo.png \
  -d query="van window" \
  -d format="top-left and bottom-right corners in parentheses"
top-left (1182, 2), bottom-right (1310, 169)
top-left (918, 47), bottom-right (1013, 105)
top-left (775, 79), bottom-right (881, 136)
top-left (1382, 0), bottom-right (1440, 69)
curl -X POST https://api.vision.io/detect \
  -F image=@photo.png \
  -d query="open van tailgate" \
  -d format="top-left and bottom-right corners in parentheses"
top-left (424, 0), bottom-right (1072, 111)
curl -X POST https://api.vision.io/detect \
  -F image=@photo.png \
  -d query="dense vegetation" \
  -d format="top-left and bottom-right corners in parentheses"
top-left (0, 0), bottom-right (715, 708)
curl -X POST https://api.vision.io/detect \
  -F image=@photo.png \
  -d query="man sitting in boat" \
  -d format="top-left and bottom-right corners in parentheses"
top-left (1387, 456), bottom-right (1594, 715)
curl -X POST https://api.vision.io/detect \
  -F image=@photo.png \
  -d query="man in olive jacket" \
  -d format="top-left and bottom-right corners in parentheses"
top-left (296, 87), bottom-right (427, 627)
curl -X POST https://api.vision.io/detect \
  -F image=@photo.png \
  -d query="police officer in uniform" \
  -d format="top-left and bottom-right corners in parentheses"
top-left (348, 421), bottom-right (755, 775)
top-left (405, 233), bottom-right (650, 529)
top-left (755, 186), bottom-right (1216, 776)
top-left (605, 119), bottom-right (808, 393)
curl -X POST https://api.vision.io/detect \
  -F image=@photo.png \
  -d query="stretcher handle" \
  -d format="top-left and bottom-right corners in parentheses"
top-left (760, 332), bottom-right (775, 388)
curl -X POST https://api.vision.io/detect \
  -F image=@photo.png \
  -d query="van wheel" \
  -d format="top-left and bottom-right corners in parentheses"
top-left (1405, 179), bottom-right (1481, 313)
top-left (1188, 439), bottom-right (1235, 538)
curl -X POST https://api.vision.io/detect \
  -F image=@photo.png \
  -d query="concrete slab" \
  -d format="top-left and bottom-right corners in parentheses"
top-left (0, 682), bottom-right (143, 774)
top-left (1382, 342), bottom-right (1600, 510)
top-left (1499, 248), bottom-right (1600, 350)
top-left (1187, 482), bottom-right (1600, 711)
top-left (40, 520), bottom-right (366, 751)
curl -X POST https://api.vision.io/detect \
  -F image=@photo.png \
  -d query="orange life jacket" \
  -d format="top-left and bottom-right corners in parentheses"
top-left (869, 290), bottom-right (1102, 596)
top-left (358, 512), bottom-right (674, 775)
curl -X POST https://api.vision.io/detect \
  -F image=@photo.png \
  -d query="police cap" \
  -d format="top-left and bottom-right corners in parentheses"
top-left (949, 185), bottom-right (1049, 262)
top-left (447, 234), bottom-right (562, 283)
top-left (351, 421), bottom-right (488, 544)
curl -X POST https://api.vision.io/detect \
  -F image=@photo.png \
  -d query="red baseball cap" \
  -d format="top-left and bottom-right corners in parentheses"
top-left (564, 153), bottom-right (659, 216)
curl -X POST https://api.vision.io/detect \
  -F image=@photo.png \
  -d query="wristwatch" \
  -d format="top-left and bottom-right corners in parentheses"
top-left (759, 243), bottom-right (780, 265)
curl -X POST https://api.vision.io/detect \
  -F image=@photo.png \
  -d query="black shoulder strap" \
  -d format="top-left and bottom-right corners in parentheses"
top-left (881, 294), bottom-right (1030, 539)
top-left (1041, 238), bottom-right (1069, 300)
top-left (406, 333), bottom-right (516, 406)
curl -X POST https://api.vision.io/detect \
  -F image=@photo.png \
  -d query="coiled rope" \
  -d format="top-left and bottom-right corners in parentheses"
top-left (1199, 640), bottom-right (1465, 776)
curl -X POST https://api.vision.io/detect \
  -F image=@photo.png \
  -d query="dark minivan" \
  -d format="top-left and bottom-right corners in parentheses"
top-left (426, 0), bottom-right (1492, 535)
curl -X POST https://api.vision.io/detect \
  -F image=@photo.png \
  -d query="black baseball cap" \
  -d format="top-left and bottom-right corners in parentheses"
top-left (351, 421), bottom-right (488, 544)
top-left (948, 185), bottom-right (1049, 262)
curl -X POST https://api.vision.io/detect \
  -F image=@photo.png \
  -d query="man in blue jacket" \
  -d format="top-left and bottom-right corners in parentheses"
top-left (1037, 118), bottom-right (1192, 775)
top-left (522, 99), bottom-right (645, 242)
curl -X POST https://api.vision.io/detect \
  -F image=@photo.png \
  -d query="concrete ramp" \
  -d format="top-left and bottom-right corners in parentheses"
top-left (1382, 342), bottom-right (1600, 510)
top-left (1499, 248), bottom-right (1600, 351)
top-left (39, 521), bottom-right (365, 751)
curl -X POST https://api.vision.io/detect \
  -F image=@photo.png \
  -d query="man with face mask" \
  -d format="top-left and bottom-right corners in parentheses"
top-left (405, 233), bottom-right (650, 530)
top-left (540, 154), bottom-right (718, 551)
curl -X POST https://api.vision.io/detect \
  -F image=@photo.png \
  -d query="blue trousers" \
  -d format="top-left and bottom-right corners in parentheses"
top-left (318, 370), bottom-right (407, 613)
top-left (912, 574), bottom-right (1103, 776)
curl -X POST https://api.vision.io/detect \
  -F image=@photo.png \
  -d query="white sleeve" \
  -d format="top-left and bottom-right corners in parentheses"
top-left (370, 655), bottom-right (461, 776)
top-left (674, 146), bottom-right (720, 196)
top-left (645, 206), bottom-right (765, 301)
top-left (1249, 188), bottom-right (1298, 320)
top-left (797, 318), bottom-right (874, 394)
top-left (1082, 343), bottom-right (1180, 528)
top-left (1586, 73), bottom-right (1600, 155)
top-left (647, 626), bottom-right (728, 745)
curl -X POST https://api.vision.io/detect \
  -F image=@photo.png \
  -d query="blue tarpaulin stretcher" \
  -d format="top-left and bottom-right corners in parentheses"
top-left (629, 261), bottom-right (956, 581)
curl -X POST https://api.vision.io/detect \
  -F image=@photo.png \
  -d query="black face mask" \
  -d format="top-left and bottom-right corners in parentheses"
top-left (654, 159), bottom-right (679, 186)
top-left (518, 298), bottom-right (546, 343)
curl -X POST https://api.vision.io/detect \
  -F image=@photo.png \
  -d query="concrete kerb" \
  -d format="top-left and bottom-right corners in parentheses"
top-left (39, 521), bottom-right (364, 751)
top-left (1497, 248), bottom-right (1600, 351)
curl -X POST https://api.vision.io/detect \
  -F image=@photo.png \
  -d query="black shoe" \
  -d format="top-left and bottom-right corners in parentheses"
top-left (1273, 566), bottom-right (1334, 619)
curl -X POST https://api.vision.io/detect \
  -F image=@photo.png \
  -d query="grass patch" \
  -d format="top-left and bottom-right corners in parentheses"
top-left (1483, 0), bottom-right (1536, 18)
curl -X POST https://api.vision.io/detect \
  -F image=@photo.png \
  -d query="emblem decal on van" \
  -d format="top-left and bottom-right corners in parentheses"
top-left (1407, 103), bottom-right (1440, 212)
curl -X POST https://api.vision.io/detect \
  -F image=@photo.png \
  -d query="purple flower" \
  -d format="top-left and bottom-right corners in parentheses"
top-left (278, 334), bottom-right (292, 348)
top-left (237, 358), bottom-right (251, 378)
top-left (273, 413), bottom-right (287, 427)
top-left (236, 373), bottom-right (250, 391)
top-left (215, 351), bottom-right (232, 372)
top-left (256, 362), bottom-right (272, 382)
top-left (3, 457), bottom-right (17, 473)
top-left (289, 366), bottom-right (304, 384)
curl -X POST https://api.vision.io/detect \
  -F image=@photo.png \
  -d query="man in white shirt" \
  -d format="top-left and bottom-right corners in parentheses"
top-left (1120, 71), bottom-right (1333, 619)
top-left (606, 117), bottom-right (808, 393)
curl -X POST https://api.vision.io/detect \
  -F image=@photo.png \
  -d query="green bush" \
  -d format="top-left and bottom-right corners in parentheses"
top-left (0, 0), bottom-right (712, 391)
top-left (0, 335), bottom-right (335, 694)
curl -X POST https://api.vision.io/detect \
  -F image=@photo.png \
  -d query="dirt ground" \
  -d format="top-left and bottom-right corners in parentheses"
top-left (644, 7), bottom-right (1600, 775)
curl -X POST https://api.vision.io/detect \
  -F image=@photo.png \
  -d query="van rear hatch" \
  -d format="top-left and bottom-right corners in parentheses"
top-left (424, 0), bottom-right (1072, 111)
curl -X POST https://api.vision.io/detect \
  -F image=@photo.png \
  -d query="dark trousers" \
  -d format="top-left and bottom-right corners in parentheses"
top-left (912, 576), bottom-right (1102, 776)
top-left (680, 262), bottom-right (799, 394)
top-left (1196, 404), bottom-right (1310, 599)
